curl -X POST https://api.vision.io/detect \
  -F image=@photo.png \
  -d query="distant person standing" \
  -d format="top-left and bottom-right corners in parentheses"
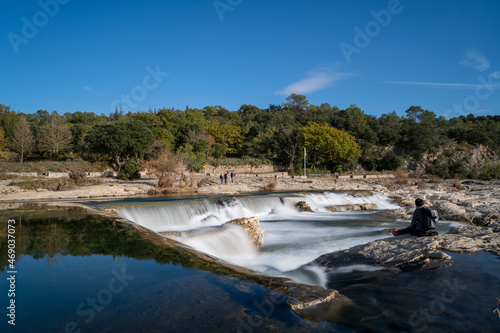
top-left (230, 171), bottom-right (234, 183)
top-left (224, 172), bottom-right (228, 185)
top-left (220, 174), bottom-right (223, 185)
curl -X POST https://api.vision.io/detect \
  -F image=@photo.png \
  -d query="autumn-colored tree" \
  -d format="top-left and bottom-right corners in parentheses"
top-left (300, 122), bottom-right (361, 171)
top-left (146, 148), bottom-right (185, 188)
top-left (38, 111), bottom-right (72, 160)
top-left (207, 123), bottom-right (243, 154)
top-left (11, 116), bottom-right (34, 163)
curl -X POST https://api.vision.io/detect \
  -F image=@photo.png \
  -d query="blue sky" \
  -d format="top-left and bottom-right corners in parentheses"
top-left (1, 0), bottom-right (499, 118)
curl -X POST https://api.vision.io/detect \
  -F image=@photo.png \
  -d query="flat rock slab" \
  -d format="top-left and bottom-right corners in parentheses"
top-left (312, 223), bottom-right (500, 272)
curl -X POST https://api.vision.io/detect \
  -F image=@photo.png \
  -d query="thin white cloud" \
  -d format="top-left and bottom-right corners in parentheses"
top-left (473, 109), bottom-right (490, 114)
top-left (491, 71), bottom-right (500, 79)
top-left (382, 81), bottom-right (500, 90)
top-left (459, 49), bottom-right (490, 71)
top-left (276, 65), bottom-right (353, 95)
top-left (83, 86), bottom-right (92, 90)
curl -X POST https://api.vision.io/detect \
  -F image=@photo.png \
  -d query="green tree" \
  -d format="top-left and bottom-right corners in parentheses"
top-left (400, 106), bottom-right (443, 153)
top-left (38, 111), bottom-right (72, 160)
top-left (284, 94), bottom-right (309, 113)
top-left (376, 111), bottom-right (402, 146)
top-left (0, 128), bottom-right (8, 160)
top-left (210, 143), bottom-right (227, 160)
top-left (0, 104), bottom-right (20, 140)
top-left (85, 119), bottom-right (155, 171)
top-left (11, 117), bottom-right (34, 163)
top-left (405, 105), bottom-right (424, 122)
top-left (300, 122), bottom-right (361, 171)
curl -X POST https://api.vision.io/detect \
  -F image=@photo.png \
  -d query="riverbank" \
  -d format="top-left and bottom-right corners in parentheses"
top-left (1, 174), bottom-right (498, 227)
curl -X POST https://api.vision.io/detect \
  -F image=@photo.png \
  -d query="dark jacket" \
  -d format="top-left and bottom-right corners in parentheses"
top-left (411, 207), bottom-right (430, 231)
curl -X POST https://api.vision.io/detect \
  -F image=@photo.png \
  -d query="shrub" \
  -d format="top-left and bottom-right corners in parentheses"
top-left (158, 176), bottom-right (175, 188)
top-left (394, 168), bottom-right (409, 184)
top-left (377, 151), bottom-right (403, 171)
top-left (262, 181), bottom-right (276, 191)
top-left (449, 161), bottom-right (468, 179)
top-left (197, 177), bottom-right (211, 188)
top-left (479, 163), bottom-right (500, 180)
top-left (426, 158), bottom-right (449, 179)
top-left (68, 168), bottom-right (87, 183)
top-left (118, 159), bottom-right (142, 180)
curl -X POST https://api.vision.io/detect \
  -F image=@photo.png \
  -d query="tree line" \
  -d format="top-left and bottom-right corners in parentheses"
top-left (1, 94), bottom-right (499, 178)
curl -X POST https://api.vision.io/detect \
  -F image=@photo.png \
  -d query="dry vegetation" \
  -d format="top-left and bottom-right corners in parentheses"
top-left (262, 181), bottom-right (277, 192)
top-left (145, 148), bottom-right (186, 189)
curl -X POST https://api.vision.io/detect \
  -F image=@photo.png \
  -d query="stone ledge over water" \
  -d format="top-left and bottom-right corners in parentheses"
top-left (160, 216), bottom-right (264, 249)
top-left (311, 223), bottom-right (500, 272)
top-left (325, 203), bottom-right (377, 212)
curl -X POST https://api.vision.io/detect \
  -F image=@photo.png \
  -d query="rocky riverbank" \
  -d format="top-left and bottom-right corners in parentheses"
top-left (376, 179), bottom-right (500, 227)
top-left (1, 174), bottom-right (498, 228)
top-left (311, 223), bottom-right (500, 272)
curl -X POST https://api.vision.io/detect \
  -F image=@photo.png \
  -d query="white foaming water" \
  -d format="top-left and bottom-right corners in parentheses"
top-left (117, 196), bottom-right (284, 232)
top-left (302, 192), bottom-right (400, 211)
top-left (117, 200), bottom-right (250, 232)
top-left (327, 264), bottom-right (385, 276)
top-left (117, 192), bottom-right (402, 287)
top-left (181, 225), bottom-right (257, 260)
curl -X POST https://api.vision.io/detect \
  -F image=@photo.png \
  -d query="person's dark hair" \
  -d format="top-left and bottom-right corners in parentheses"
top-left (415, 198), bottom-right (425, 207)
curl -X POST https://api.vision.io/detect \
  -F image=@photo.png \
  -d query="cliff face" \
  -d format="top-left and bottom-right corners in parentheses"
top-left (398, 143), bottom-right (499, 176)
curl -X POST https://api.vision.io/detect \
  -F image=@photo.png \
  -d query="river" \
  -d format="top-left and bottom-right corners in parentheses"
top-left (0, 191), bottom-right (498, 332)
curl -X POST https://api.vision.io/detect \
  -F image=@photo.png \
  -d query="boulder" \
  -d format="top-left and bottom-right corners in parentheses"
top-left (214, 197), bottom-right (238, 207)
top-left (227, 216), bottom-right (264, 249)
top-left (296, 201), bottom-right (313, 212)
top-left (434, 201), bottom-right (467, 216)
top-left (325, 203), bottom-right (377, 212)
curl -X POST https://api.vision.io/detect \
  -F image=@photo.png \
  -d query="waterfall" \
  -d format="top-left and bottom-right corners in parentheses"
top-left (181, 224), bottom-right (257, 260)
top-left (116, 192), bottom-right (397, 233)
top-left (301, 192), bottom-right (400, 211)
top-left (116, 196), bottom-right (284, 232)
top-left (115, 191), bottom-right (405, 287)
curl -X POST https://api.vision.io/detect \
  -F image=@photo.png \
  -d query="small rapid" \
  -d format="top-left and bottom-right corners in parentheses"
top-left (116, 191), bottom-right (410, 287)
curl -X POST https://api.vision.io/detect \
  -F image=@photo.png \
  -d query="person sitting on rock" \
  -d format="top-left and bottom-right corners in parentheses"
top-left (391, 198), bottom-right (438, 236)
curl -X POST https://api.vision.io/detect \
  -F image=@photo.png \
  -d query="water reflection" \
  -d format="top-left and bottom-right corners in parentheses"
top-left (0, 210), bottom-right (337, 332)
